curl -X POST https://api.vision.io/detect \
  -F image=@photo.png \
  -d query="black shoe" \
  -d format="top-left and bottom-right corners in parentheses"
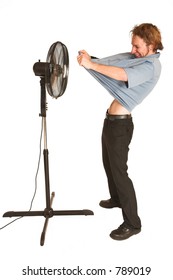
top-left (110, 223), bottom-right (141, 240)
top-left (99, 198), bottom-right (121, 209)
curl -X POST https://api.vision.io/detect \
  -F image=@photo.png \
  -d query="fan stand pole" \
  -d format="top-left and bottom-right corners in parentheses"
top-left (3, 77), bottom-right (94, 246)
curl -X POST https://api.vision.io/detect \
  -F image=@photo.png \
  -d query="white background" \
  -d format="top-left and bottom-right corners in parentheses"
top-left (0, 0), bottom-right (172, 279)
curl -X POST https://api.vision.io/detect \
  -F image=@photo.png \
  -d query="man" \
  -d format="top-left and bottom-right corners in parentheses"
top-left (77, 23), bottom-right (163, 240)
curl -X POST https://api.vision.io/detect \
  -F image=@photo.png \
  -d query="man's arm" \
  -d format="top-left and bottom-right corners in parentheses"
top-left (77, 50), bottom-right (128, 82)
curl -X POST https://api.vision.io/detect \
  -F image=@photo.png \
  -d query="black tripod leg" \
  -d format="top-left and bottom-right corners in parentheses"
top-left (40, 192), bottom-right (55, 246)
top-left (40, 217), bottom-right (49, 246)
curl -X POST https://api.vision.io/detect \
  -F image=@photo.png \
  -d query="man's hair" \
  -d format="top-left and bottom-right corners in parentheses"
top-left (131, 23), bottom-right (164, 52)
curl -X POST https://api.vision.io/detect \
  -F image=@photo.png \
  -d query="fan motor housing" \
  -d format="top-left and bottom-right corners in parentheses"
top-left (33, 61), bottom-right (50, 77)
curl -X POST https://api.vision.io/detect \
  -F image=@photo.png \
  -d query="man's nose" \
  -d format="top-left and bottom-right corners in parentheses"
top-left (131, 47), bottom-right (136, 54)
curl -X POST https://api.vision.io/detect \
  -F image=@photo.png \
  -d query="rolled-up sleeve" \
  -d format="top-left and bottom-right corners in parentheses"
top-left (124, 62), bottom-right (154, 88)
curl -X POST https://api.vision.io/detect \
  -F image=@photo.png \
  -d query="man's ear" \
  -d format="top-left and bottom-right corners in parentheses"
top-left (148, 44), bottom-right (155, 52)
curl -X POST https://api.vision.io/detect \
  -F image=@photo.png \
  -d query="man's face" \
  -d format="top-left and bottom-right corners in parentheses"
top-left (131, 35), bottom-right (154, 58)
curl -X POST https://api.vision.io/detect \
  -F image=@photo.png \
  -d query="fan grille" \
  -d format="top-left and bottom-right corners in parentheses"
top-left (46, 41), bottom-right (69, 99)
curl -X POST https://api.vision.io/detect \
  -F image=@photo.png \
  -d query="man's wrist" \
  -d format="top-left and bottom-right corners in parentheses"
top-left (90, 62), bottom-right (97, 71)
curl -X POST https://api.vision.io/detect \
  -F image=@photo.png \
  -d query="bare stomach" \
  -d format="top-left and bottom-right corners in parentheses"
top-left (108, 100), bottom-right (130, 115)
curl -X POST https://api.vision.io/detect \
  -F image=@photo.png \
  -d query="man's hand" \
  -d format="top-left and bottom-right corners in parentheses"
top-left (77, 50), bottom-right (93, 69)
top-left (77, 49), bottom-right (128, 81)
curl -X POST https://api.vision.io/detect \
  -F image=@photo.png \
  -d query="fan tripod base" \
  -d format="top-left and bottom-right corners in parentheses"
top-left (3, 192), bottom-right (94, 246)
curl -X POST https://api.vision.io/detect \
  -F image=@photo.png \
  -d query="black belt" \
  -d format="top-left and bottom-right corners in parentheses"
top-left (106, 112), bottom-right (131, 120)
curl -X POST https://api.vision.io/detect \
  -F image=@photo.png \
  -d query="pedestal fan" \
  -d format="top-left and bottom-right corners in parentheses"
top-left (3, 41), bottom-right (94, 246)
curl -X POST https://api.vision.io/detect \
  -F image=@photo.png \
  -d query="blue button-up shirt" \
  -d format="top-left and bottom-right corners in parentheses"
top-left (86, 52), bottom-right (161, 112)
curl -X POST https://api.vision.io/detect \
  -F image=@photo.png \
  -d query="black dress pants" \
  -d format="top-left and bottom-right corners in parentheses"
top-left (102, 115), bottom-right (141, 229)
